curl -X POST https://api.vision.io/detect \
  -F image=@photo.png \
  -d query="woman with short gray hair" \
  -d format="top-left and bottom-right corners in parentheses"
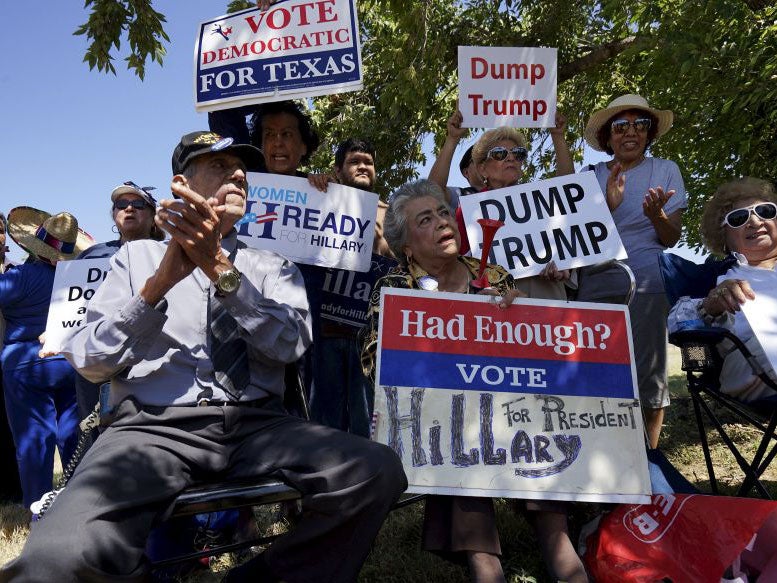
top-left (362, 179), bottom-right (522, 583)
top-left (362, 178), bottom-right (589, 583)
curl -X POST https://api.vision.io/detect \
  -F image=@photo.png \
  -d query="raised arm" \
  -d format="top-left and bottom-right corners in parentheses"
top-left (549, 112), bottom-right (574, 177)
top-left (428, 108), bottom-right (469, 202)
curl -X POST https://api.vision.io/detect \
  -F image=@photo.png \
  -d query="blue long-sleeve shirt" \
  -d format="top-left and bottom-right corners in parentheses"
top-left (0, 260), bottom-right (64, 370)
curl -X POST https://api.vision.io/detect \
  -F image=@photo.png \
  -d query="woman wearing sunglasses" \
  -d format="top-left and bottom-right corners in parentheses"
top-left (422, 122), bottom-right (586, 582)
top-left (670, 178), bottom-right (777, 403)
top-left (464, 118), bottom-right (576, 300)
top-left (78, 182), bottom-right (164, 262)
top-left (583, 94), bottom-right (686, 449)
top-left (73, 182), bottom-right (164, 444)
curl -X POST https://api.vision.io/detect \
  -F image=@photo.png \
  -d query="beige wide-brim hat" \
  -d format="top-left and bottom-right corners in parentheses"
top-left (584, 94), bottom-right (674, 152)
top-left (7, 207), bottom-right (95, 262)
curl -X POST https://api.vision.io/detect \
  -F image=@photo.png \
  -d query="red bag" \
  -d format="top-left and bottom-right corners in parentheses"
top-left (584, 494), bottom-right (777, 582)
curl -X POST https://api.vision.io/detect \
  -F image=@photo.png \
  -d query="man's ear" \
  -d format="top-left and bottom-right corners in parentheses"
top-left (334, 166), bottom-right (344, 182)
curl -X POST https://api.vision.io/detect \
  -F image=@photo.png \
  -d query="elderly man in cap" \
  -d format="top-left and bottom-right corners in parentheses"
top-left (0, 131), bottom-right (406, 583)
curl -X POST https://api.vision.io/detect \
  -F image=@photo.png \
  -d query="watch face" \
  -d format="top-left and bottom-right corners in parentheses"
top-left (217, 269), bottom-right (241, 294)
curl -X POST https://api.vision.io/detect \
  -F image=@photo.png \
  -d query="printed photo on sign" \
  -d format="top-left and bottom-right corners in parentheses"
top-left (459, 171), bottom-right (627, 278)
top-left (195, 0), bottom-right (363, 112)
top-left (43, 258), bottom-right (111, 354)
top-left (237, 173), bottom-right (378, 272)
top-left (372, 288), bottom-right (650, 504)
top-left (458, 46), bottom-right (557, 128)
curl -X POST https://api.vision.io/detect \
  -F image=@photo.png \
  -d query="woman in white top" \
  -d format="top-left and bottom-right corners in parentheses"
top-left (668, 177), bottom-right (777, 403)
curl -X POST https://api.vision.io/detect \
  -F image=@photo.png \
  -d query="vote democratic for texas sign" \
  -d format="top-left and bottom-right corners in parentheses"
top-left (195, 0), bottom-right (362, 112)
top-left (372, 289), bottom-right (651, 504)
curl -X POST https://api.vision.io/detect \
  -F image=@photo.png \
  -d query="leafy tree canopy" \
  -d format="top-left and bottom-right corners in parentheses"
top-left (78, 0), bottom-right (777, 247)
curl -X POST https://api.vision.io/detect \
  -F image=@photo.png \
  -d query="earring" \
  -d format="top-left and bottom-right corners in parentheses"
top-left (111, 225), bottom-right (120, 234)
top-left (482, 176), bottom-right (489, 186)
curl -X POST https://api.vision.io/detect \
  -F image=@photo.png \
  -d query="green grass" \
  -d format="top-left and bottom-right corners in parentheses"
top-left (2, 344), bottom-right (775, 581)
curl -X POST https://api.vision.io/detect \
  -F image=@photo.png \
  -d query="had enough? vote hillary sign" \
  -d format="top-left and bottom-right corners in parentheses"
top-left (372, 288), bottom-right (650, 503)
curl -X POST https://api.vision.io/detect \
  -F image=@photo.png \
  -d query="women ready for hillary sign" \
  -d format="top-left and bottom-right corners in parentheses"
top-left (195, 0), bottom-right (362, 112)
top-left (237, 173), bottom-right (377, 272)
top-left (373, 289), bottom-right (651, 504)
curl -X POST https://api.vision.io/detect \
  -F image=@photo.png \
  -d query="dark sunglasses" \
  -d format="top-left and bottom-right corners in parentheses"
top-left (486, 146), bottom-right (528, 162)
top-left (721, 202), bottom-right (777, 228)
top-left (610, 118), bottom-right (652, 134)
top-left (113, 199), bottom-right (151, 211)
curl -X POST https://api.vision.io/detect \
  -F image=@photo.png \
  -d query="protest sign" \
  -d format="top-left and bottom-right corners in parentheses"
top-left (459, 171), bottom-right (627, 278)
top-left (299, 254), bottom-right (397, 327)
top-left (373, 288), bottom-right (650, 503)
top-left (43, 258), bottom-right (111, 354)
top-left (237, 173), bottom-right (378, 271)
top-left (739, 271), bottom-right (777, 375)
top-left (458, 46), bottom-right (556, 128)
top-left (194, 0), bottom-right (363, 112)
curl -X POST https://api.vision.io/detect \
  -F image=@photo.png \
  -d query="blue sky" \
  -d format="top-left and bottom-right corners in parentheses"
top-left (1, 1), bottom-right (238, 261)
top-left (0, 2), bottom-right (699, 263)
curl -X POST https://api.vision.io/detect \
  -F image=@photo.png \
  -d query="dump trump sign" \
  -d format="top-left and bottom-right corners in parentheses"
top-left (458, 46), bottom-right (557, 128)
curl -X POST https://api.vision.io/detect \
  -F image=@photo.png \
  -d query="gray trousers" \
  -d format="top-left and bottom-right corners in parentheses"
top-left (0, 397), bottom-right (406, 583)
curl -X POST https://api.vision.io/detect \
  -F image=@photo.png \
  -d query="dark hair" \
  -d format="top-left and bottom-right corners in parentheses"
top-left (249, 100), bottom-right (320, 163)
top-left (596, 109), bottom-right (659, 155)
top-left (334, 138), bottom-right (375, 169)
top-left (458, 145), bottom-right (474, 174)
top-left (0, 211), bottom-right (5, 232)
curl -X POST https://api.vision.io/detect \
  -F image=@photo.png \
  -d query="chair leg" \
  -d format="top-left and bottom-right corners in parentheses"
top-left (739, 411), bottom-right (777, 497)
top-left (696, 392), bottom-right (771, 498)
top-left (690, 379), bottom-right (719, 495)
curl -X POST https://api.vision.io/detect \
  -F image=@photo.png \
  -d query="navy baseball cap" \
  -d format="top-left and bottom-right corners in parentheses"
top-left (459, 145), bottom-right (474, 176)
top-left (172, 131), bottom-right (263, 175)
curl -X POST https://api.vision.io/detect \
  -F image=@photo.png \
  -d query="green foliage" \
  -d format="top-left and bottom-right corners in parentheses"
top-left (76, 0), bottom-right (777, 246)
top-left (75, 0), bottom-right (169, 80)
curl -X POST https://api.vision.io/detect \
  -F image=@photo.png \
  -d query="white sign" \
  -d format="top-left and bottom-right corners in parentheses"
top-left (740, 272), bottom-right (777, 376)
top-left (43, 258), bottom-right (111, 354)
top-left (236, 173), bottom-right (378, 271)
top-left (373, 288), bottom-right (650, 503)
top-left (459, 171), bottom-right (627, 278)
top-left (195, 0), bottom-right (363, 112)
top-left (458, 46), bottom-right (557, 128)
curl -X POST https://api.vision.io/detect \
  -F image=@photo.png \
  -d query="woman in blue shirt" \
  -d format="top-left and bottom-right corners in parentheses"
top-left (1, 207), bottom-right (93, 508)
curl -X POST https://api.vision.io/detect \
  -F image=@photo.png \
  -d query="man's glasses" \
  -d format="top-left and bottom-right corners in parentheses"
top-left (610, 118), bottom-right (652, 134)
top-left (113, 199), bottom-right (151, 211)
top-left (486, 146), bottom-right (528, 162)
top-left (721, 202), bottom-right (777, 228)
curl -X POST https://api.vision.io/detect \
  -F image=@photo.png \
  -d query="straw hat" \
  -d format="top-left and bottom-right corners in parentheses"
top-left (584, 94), bottom-right (674, 152)
top-left (7, 207), bottom-right (94, 262)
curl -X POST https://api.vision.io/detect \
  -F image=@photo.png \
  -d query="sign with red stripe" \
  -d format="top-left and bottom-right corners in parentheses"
top-left (372, 288), bottom-right (650, 503)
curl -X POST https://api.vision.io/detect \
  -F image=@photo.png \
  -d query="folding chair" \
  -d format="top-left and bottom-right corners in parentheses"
top-left (660, 252), bottom-right (777, 498)
top-left (150, 363), bottom-right (425, 571)
top-left (149, 363), bottom-right (308, 570)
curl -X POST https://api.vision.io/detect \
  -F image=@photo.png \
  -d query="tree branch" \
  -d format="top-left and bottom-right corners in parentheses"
top-left (742, 0), bottom-right (775, 10)
top-left (559, 35), bottom-right (654, 82)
